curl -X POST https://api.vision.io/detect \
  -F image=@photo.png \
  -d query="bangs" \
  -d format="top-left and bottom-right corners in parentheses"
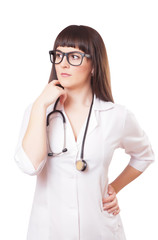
top-left (53, 25), bottom-right (92, 54)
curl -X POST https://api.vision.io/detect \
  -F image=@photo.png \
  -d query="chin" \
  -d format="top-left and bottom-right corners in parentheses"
top-left (58, 79), bottom-right (75, 89)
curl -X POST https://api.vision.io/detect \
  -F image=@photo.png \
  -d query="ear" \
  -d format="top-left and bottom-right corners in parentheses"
top-left (91, 68), bottom-right (94, 76)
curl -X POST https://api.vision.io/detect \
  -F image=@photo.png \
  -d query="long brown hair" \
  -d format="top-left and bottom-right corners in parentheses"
top-left (49, 25), bottom-right (114, 103)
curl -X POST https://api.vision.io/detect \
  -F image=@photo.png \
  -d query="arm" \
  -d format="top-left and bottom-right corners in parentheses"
top-left (110, 165), bottom-right (142, 194)
top-left (103, 108), bottom-right (154, 214)
top-left (103, 166), bottom-right (142, 215)
top-left (22, 99), bottom-right (47, 170)
top-left (14, 80), bottom-right (67, 174)
top-left (22, 80), bottom-right (66, 170)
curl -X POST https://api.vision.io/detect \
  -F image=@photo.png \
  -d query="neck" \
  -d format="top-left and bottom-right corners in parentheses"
top-left (64, 87), bottom-right (93, 108)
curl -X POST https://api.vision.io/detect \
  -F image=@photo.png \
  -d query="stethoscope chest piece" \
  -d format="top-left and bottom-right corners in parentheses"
top-left (76, 160), bottom-right (87, 171)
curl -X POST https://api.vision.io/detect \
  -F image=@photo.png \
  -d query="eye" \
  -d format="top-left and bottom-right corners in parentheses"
top-left (72, 54), bottom-right (79, 60)
top-left (56, 53), bottom-right (62, 59)
top-left (69, 53), bottom-right (81, 61)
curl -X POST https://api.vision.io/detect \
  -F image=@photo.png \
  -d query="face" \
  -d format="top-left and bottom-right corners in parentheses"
top-left (55, 46), bottom-right (93, 90)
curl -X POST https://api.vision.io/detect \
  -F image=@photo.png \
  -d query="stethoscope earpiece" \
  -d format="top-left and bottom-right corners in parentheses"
top-left (48, 153), bottom-right (54, 157)
top-left (48, 148), bottom-right (67, 157)
top-left (62, 148), bottom-right (68, 153)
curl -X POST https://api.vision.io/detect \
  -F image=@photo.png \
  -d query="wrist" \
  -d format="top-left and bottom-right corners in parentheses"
top-left (34, 96), bottom-right (48, 110)
top-left (33, 97), bottom-right (47, 113)
top-left (109, 182), bottom-right (119, 195)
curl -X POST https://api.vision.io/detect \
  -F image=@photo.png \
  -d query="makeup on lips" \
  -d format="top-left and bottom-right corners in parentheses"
top-left (61, 73), bottom-right (72, 77)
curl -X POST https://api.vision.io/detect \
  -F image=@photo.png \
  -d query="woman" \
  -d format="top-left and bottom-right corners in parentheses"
top-left (14, 25), bottom-right (154, 240)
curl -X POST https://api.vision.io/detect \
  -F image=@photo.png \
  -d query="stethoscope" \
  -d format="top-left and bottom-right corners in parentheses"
top-left (46, 93), bottom-right (94, 171)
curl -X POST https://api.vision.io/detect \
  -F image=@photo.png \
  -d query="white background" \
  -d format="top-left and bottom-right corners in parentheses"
top-left (0, 0), bottom-right (158, 239)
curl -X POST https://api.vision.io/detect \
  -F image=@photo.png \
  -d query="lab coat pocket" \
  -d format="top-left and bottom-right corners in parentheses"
top-left (101, 209), bottom-right (120, 231)
top-left (101, 209), bottom-right (125, 240)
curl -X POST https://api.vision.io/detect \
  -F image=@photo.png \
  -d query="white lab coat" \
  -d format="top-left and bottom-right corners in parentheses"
top-left (14, 95), bottom-right (154, 240)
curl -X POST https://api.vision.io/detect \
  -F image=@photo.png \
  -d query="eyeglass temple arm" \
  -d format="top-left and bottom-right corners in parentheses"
top-left (85, 53), bottom-right (91, 58)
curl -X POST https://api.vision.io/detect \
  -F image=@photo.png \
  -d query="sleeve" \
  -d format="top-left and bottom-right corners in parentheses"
top-left (119, 109), bottom-right (155, 172)
top-left (14, 104), bottom-right (47, 176)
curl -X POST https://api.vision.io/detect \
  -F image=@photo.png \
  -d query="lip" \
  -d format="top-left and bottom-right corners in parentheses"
top-left (61, 73), bottom-right (72, 77)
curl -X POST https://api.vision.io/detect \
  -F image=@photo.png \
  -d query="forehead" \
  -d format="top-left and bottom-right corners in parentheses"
top-left (56, 46), bottom-right (84, 53)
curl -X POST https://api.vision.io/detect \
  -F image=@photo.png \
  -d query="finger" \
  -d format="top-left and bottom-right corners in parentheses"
top-left (113, 209), bottom-right (120, 215)
top-left (107, 205), bottom-right (119, 214)
top-left (60, 92), bottom-right (67, 105)
top-left (50, 79), bottom-right (59, 84)
top-left (102, 193), bottom-right (116, 203)
top-left (108, 184), bottom-right (114, 195)
top-left (103, 198), bottom-right (117, 210)
top-left (50, 80), bottom-right (61, 86)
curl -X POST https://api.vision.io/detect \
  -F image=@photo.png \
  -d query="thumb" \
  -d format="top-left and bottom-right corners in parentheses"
top-left (108, 184), bottom-right (114, 195)
top-left (59, 93), bottom-right (67, 105)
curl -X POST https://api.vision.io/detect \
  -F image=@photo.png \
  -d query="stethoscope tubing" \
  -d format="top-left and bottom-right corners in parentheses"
top-left (46, 95), bottom-right (94, 171)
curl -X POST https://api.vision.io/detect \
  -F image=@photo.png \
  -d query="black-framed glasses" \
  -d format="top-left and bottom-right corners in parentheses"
top-left (49, 50), bottom-right (91, 66)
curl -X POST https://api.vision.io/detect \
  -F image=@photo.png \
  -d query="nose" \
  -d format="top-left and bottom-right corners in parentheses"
top-left (60, 55), bottom-right (70, 68)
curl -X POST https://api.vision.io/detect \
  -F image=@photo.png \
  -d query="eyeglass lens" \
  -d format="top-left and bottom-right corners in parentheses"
top-left (50, 51), bottom-right (83, 66)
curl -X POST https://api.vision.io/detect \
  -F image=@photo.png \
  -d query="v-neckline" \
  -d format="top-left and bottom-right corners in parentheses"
top-left (62, 96), bottom-right (95, 145)
top-left (63, 108), bottom-right (88, 144)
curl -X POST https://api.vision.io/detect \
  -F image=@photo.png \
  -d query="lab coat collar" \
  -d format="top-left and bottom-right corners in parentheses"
top-left (86, 95), bottom-right (114, 139)
top-left (46, 95), bottom-right (115, 146)
top-left (46, 94), bottom-right (115, 115)
top-left (93, 95), bottom-right (115, 111)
